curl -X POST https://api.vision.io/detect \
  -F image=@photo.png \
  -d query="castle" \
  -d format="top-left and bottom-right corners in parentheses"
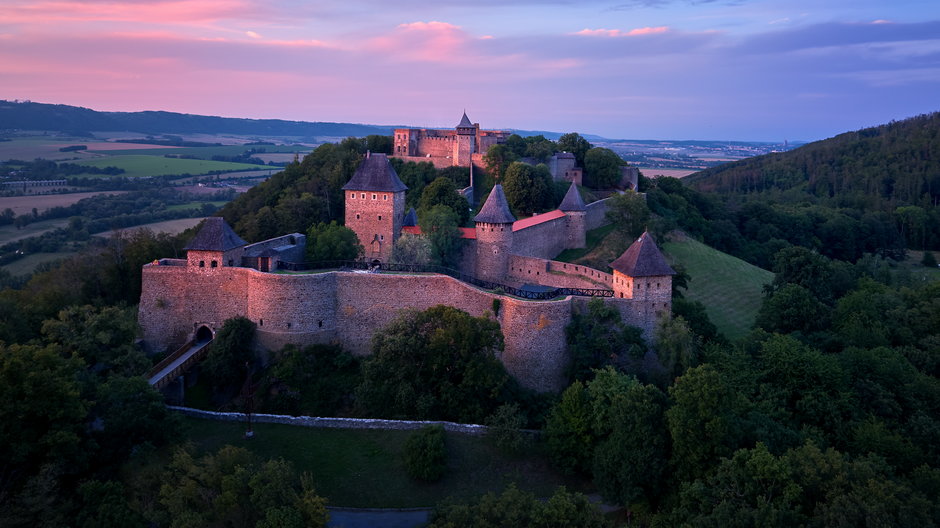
top-left (393, 111), bottom-right (508, 168)
top-left (138, 152), bottom-right (674, 392)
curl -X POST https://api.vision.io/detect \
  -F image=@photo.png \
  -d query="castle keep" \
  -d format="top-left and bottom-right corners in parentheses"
top-left (138, 152), bottom-right (673, 392)
top-left (393, 111), bottom-right (509, 168)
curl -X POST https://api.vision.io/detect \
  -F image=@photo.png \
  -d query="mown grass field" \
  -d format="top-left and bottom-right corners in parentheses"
top-left (0, 191), bottom-right (128, 216)
top-left (662, 234), bottom-right (772, 340)
top-left (137, 416), bottom-right (586, 508)
top-left (74, 155), bottom-right (270, 178)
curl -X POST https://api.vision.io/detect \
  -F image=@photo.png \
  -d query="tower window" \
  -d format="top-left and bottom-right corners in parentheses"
top-left (378, 215), bottom-right (382, 220)
top-left (372, 194), bottom-right (377, 200)
top-left (199, 260), bottom-right (205, 267)
top-left (361, 193), bottom-right (365, 199)
top-left (356, 214), bottom-right (360, 219)
top-left (350, 193), bottom-right (355, 199)
top-left (211, 261), bottom-right (218, 268)
top-left (383, 194), bottom-right (388, 200)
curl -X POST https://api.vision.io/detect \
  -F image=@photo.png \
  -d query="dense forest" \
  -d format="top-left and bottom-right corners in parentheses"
top-left (0, 100), bottom-right (394, 137)
top-left (683, 112), bottom-right (940, 252)
top-left (0, 118), bottom-right (937, 526)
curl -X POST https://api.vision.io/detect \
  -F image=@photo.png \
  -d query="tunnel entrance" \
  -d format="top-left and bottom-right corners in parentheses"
top-left (195, 325), bottom-right (213, 343)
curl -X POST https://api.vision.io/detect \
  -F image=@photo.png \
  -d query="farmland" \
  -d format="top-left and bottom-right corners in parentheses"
top-left (93, 217), bottom-right (206, 238)
top-left (0, 191), bottom-right (128, 216)
top-left (73, 155), bottom-right (270, 178)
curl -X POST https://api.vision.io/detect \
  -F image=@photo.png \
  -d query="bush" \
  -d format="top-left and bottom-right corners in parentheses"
top-left (922, 251), bottom-right (937, 268)
top-left (486, 403), bottom-right (527, 454)
top-left (404, 425), bottom-right (447, 482)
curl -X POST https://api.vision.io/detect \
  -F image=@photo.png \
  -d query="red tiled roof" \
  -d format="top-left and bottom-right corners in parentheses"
top-left (512, 210), bottom-right (566, 231)
top-left (401, 226), bottom-right (476, 239)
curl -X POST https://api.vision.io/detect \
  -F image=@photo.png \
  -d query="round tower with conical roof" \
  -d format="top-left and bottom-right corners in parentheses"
top-left (474, 184), bottom-right (515, 283)
top-left (558, 181), bottom-right (587, 249)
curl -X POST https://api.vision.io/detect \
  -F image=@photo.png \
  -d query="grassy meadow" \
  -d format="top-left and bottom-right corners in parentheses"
top-left (74, 155), bottom-right (270, 178)
top-left (1, 251), bottom-right (77, 277)
top-left (137, 416), bottom-right (588, 508)
top-left (93, 217), bottom-right (206, 238)
top-left (662, 234), bottom-right (773, 340)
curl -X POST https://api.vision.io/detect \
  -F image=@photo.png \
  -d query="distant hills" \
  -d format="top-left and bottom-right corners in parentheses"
top-left (685, 112), bottom-right (940, 209)
top-left (0, 100), bottom-right (396, 139)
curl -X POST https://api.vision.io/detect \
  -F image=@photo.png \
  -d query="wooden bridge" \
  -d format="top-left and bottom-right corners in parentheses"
top-left (147, 337), bottom-right (213, 390)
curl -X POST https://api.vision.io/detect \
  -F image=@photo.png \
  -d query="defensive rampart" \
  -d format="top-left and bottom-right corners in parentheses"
top-left (512, 214), bottom-right (570, 259)
top-left (585, 197), bottom-right (611, 230)
top-left (139, 266), bottom-right (573, 391)
top-left (508, 255), bottom-right (613, 290)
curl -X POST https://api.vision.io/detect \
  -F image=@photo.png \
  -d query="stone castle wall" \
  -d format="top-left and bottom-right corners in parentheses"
top-left (140, 265), bottom-right (573, 391)
top-left (511, 216), bottom-right (570, 259)
top-left (584, 197), bottom-right (611, 231)
top-left (507, 255), bottom-right (614, 290)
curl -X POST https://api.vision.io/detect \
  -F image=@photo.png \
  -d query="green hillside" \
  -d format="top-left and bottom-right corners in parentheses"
top-left (685, 112), bottom-right (940, 212)
top-left (662, 234), bottom-right (772, 340)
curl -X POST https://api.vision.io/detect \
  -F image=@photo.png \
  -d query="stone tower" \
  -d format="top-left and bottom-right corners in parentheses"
top-left (342, 152), bottom-right (408, 262)
top-left (610, 231), bottom-right (675, 311)
top-left (453, 111), bottom-right (477, 167)
top-left (559, 181), bottom-right (587, 249)
top-left (183, 217), bottom-right (247, 270)
top-left (473, 184), bottom-right (515, 283)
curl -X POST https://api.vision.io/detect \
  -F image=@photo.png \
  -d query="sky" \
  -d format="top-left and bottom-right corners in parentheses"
top-left (1, 0), bottom-right (938, 141)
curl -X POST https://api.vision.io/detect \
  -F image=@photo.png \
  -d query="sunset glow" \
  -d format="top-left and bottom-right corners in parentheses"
top-left (1, 0), bottom-right (938, 140)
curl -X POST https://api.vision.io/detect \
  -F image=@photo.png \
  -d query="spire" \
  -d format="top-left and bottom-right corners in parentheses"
top-left (403, 207), bottom-right (418, 227)
top-left (184, 217), bottom-right (247, 251)
top-left (609, 231), bottom-right (676, 277)
top-left (473, 184), bottom-right (516, 224)
top-left (457, 110), bottom-right (473, 128)
top-left (558, 181), bottom-right (586, 212)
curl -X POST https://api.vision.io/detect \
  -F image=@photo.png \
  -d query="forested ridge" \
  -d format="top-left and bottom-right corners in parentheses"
top-left (683, 113), bottom-right (940, 251)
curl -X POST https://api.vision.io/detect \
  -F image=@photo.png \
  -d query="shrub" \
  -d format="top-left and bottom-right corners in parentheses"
top-left (486, 403), bottom-right (527, 454)
top-left (404, 425), bottom-right (447, 482)
top-left (922, 251), bottom-right (937, 268)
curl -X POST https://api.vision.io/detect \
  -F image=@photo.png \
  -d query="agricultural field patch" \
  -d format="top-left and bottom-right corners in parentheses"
top-left (164, 200), bottom-right (229, 212)
top-left (1, 250), bottom-right (77, 277)
top-left (0, 191), bottom-right (128, 216)
top-left (0, 218), bottom-right (70, 246)
top-left (73, 155), bottom-right (270, 178)
top-left (93, 217), bottom-right (206, 238)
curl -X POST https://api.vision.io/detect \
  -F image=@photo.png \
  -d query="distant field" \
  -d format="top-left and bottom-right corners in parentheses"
top-left (164, 200), bottom-right (229, 212)
top-left (86, 144), bottom-right (309, 158)
top-left (1, 251), bottom-right (76, 277)
top-left (94, 217), bottom-right (206, 237)
top-left (663, 234), bottom-right (773, 340)
top-left (0, 218), bottom-right (70, 245)
top-left (637, 167), bottom-right (698, 179)
top-left (0, 137), bottom-right (184, 161)
top-left (74, 155), bottom-right (270, 178)
top-left (155, 416), bottom-right (587, 508)
top-left (0, 191), bottom-right (128, 216)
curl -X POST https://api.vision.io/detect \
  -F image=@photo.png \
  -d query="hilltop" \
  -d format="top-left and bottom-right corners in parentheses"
top-left (685, 111), bottom-right (940, 210)
top-left (0, 100), bottom-right (395, 139)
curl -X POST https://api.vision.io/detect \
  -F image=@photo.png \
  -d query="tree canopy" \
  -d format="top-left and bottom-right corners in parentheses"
top-left (356, 305), bottom-right (513, 423)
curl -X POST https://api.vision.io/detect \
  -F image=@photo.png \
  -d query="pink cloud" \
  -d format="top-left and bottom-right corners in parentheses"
top-left (3, 0), bottom-right (264, 25)
top-left (574, 26), bottom-right (670, 37)
top-left (369, 21), bottom-right (471, 63)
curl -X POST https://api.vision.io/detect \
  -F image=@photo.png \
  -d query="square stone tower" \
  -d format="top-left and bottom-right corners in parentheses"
top-left (453, 111), bottom-right (477, 167)
top-left (342, 152), bottom-right (408, 262)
